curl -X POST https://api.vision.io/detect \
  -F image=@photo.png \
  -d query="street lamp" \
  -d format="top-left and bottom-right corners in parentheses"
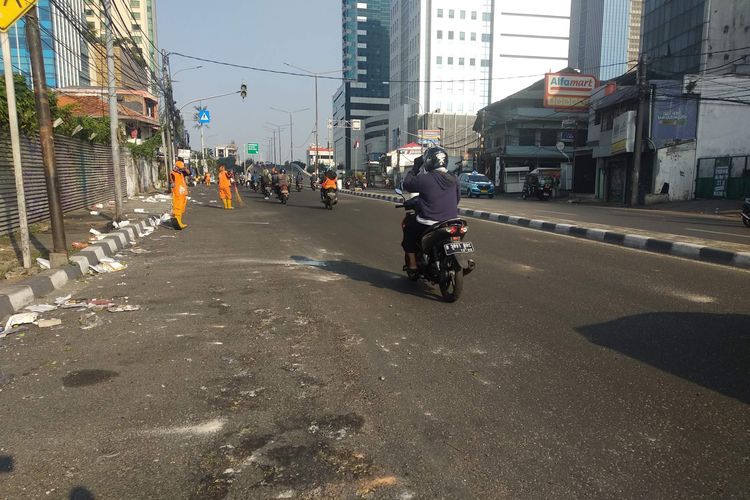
top-left (284, 63), bottom-right (339, 175)
top-left (264, 122), bottom-right (289, 166)
top-left (170, 65), bottom-right (203, 80)
top-left (270, 107), bottom-right (309, 166)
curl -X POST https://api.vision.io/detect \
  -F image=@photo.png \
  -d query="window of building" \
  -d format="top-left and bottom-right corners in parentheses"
top-left (471, 11), bottom-right (477, 20)
top-left (540, 129), bottom-right (557, 146)
top-left (130, 0), bottom-right (140, 6)
top-left (449, 9), bottom-right (454, 18)
top-left (482, 12), bottom-right (491, 21)
top-left (460, 10), bottom-right (466, 19)
top-left (481, 33), bottom-right (491, 42)
top-left (460, 32), bottom-right (465, 40)
top-left (480, 59), bottom-right (489, 67)
top-left (470, 58), bottom-right (476, 66)
top-left (437, 56), bottom-right (442, 64)
top-left (471, 32), bottom-right (476, 41)
top-left (459, 57), bottom-right (464, 65)
top-left (437, 30), bottom-right (442, 39)
top-left (447, 57), bottom-right (453, 65)
top-left (437, 8), bottom-right (443, 17)
top-left (448, 31), bottom-right (454, 40)
top-left (131, 12), bottom-right (141, 20)
top-left (519, 129), bottom-right (535, 146)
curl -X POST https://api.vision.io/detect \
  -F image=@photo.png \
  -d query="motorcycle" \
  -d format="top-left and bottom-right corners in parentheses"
top-left (322, 188), bottom-right (338, 210)
top-left (263, 184), bottom-right (273, 199)
top-left (296, 180), bottom-right (303, 192)
top-left (395, 189), bottom-right (475, 302)
top-left (278, 184), bottom-right (290, 205)
top-left (742, 198), bottom-right (750, 227)
top-left (310, 179), bottom-right (318, 191)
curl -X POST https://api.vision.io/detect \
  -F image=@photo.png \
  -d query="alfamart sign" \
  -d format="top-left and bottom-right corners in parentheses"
top-left (544, 72), bottom-right (597, 109)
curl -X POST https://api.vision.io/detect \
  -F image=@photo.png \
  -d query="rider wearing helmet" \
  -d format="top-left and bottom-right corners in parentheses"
top-left (275, 167), bottom-right (290, 197)
top-left (320, 168), bottom-right (338, 201)
top-left (401, 147), bottom-right (460, 272)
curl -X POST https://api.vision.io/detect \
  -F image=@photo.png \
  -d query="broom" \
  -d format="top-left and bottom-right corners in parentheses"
top-left (233, 184), bottom-right (245, 207)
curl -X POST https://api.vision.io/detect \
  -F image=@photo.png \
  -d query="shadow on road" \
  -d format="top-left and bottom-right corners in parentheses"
top-left (0, 455), bottom-right (13, 473)
top-left (69, 486), bottom-right (95, 500)
top-left (577, 312), bottom-right (750, 404)
top-left (290, 255), bottom-right (442, 301)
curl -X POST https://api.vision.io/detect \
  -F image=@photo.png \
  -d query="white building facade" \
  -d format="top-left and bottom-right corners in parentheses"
top-left (389, 0), bottom-right (570, 151)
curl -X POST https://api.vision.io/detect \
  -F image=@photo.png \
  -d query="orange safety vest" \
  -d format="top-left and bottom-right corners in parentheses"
top-left (321, 178), bottom-right (337, 190)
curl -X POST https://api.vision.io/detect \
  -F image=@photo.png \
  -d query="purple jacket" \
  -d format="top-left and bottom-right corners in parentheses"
top-left (403, 169), bottom-right (460, 222)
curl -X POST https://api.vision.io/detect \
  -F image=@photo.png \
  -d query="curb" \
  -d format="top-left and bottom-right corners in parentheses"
top-left (340, 189), bottom-right (750, 271)
top-left (0, 216), bottom-right (162, 322)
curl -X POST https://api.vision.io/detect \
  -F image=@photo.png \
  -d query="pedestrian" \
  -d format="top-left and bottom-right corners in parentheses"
top-left (218, 165), bottom-right (233, 209)
top-left (171, 158), bottom-right (190, 229)
top-left (204, 171), bottom-right (211, 186)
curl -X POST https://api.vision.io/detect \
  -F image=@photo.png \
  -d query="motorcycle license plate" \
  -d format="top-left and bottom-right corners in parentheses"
top-left (444, 241), bottom-right (475, 255)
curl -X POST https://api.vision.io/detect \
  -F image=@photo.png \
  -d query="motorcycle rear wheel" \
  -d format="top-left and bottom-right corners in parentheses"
top-left (743, 215), bottom-right (750, 228)
top-left (438, 256), bottom-right (464, 302)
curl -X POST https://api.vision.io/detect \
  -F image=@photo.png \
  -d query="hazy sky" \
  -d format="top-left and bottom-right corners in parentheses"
top-left (156, 0), bottom-right (342, 162)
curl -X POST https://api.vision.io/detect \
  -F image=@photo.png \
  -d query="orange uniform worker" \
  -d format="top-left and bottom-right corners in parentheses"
top-left (171, 159), bottom-right (190, 229)
top-left (218, 165), bottom-right (233, 209)
top-left (204, 171), bottom-right (211, 185)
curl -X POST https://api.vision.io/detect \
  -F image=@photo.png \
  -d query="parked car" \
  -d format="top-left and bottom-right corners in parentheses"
top-left (459, 172), bottom-right (495, 199)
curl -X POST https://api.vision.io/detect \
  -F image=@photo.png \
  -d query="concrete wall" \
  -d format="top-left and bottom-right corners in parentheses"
top-left (653, 141), bottom-right (697, 201)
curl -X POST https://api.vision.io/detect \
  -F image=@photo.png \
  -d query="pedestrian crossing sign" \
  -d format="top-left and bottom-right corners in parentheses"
top-left (198, 110), bottom-right (210, 124)
top-left (0, 0), bottom-right (37, 32)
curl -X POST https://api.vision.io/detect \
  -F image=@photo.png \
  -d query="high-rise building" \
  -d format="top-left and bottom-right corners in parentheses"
top-left (388, 0), bottom-right (570, 155)
top-left (332, 0), bottom-right (390, 171)
top-left (641, 0), bottom-right (750, 78)
top-left (0, 0), bottom-right (91, 88)
top-left (84, 0), bottom-right (159, 90)
top-left (568, 0), bottom-right (642, 81)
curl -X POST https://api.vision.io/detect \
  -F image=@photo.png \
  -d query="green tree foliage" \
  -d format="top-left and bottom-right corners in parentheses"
top-left (124, 133), bottom-right (163, 160)
top-left (0, 74), bottom-right (110, 143)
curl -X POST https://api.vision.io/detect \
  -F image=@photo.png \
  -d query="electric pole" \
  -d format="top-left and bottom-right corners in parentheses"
top-left (1, 30), bottom-right (31, 268)
top-left (162, 50), bottom-right (175, 190)
top-left (630, 54), bottom-right (648, 206)
top-left (25, 7), bottom-right (67, 265)
top-left (104, 0), bottom-right (124, 221)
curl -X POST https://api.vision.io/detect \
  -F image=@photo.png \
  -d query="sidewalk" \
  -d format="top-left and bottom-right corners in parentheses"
top-left (0, 192), bottom-right (172, 283)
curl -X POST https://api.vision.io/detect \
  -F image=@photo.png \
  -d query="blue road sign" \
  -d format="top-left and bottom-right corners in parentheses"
top-left (198, 110), bottom-right (211, 124)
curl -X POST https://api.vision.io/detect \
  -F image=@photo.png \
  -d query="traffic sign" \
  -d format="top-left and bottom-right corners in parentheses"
top-left (246, 143), bottom-right (259, 155)
top-left (0, 0), bottom-right (36, 32)
top-left (198, 109), bottom-right (210, 124)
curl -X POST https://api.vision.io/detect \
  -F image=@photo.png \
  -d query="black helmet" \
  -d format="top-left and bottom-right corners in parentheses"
top-left (280, 168), bottom-right (286, 174)
top-left (423, 147), bottom-right (449, 172)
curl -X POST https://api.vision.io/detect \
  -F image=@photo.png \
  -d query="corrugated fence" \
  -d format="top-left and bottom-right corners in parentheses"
top-left (0, 132), bottom-right (160, 236)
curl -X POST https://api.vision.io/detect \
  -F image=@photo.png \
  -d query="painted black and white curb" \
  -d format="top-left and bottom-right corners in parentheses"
top-left (0, 216), bottom-right (162, 321)
top-left (340, 189), bottom-right (750, 270)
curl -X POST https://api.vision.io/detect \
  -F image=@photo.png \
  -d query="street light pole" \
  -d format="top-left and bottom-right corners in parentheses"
top-left (270, 107), bottom-right (309, 165)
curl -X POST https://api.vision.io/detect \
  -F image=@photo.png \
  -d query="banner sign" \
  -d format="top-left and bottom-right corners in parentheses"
top-left (544, 72), bottom-right (597, 109)
top-left (611, 111), bottom-right (636, 155)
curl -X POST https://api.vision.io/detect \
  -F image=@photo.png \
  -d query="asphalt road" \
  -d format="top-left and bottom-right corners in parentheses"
top-left (0, 186), bottom-right (748, 499)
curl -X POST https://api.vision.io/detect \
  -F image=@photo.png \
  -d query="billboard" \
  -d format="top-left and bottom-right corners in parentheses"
top-left (611, 111), bottom-right (636, 155)
top-left (417, 129), bottom-right (441, 146)
top-left (651, 80), bottom-right (698, 149)
top-left (544, 72), bottom-right (597, 109)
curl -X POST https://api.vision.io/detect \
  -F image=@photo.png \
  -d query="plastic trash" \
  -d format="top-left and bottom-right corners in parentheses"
top-left (72, 241), bottom-right (89, 250)
top-left (36, 258), bottom-right (51, 269)
top-left (134, 208), bottom-right (146, 213)
top-left (54, 294), bottom-right (72, 305)
top-left (36, 318), bottom-right (62, 328)
top-left (25, 304), bottom-right (58, 313)
top-left (90, 260), bottom-right (127, 273)
top-left (107, 305), bottom-right (140, 313)
top-left (79, 312), bottom-right (104, 330)
top-left (3, 312), bottom-right (39, 333)
top-left (94, 203), bottom-right (104, 209)
top-left (90, 211), bottom-right (99, 216)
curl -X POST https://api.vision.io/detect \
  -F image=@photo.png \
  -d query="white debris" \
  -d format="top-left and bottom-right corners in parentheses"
top-left (36, 258), bottom-right (51, 270)
top-left (3, 312), bottom-right (39, 334)
top-left (90, 211), bottom-right (99, 216)
top-left (25, 304), bottom-right (57, 313)
top-left (133, 208), bottom-right (146, 213)
top-left (107, 305), bottom-right (141, 313)
top-left (36, 318), bottom-right (62, 328)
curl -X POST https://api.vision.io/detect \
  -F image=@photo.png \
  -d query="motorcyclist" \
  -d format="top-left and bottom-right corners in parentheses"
top-left (276, 168), bottom-right (290, 197)
top-left (260, 168), bottom-right (272, 199)
top-left (401, 147), bottom-right (460, 273)
top-left (320, 168), bottom-right (338, 202)
top-left (295, 173), bottom-right (304, 189)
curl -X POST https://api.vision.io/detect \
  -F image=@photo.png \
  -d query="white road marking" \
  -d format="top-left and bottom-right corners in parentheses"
top-left (147, 418), bottom-right (225, 436)
top-left (225, 221), bottom-right (271, 225)
top-left (536, 210), bottom-right (576, 216)
top-left (684, 228), bottom-right (750, 239)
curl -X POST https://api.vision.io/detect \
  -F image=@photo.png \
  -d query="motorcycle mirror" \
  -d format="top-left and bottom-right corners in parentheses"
top-left (395, 188), bottom-right (403, 195)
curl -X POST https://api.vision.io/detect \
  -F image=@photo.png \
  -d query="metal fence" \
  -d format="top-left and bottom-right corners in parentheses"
top-left (0, 132), bottom-right (125, 236)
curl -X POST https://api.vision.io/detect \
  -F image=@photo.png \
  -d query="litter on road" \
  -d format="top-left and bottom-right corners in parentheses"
top-left (3, 312), bottom-right (39, 334)
top-left (108, 305), bottom-right (141, 313)
top-left (36, 318), bottom-right (62, 328)
top-left (36, 258), bottom-right (51, 270)
top-left (72, 241), bottom-right (89, 250)
top-left (79, 312), bottom-right (104, 330)
top-left (134, 208), bottom-right (146, 213)
top-left (90, 260), bottom-right (127, 273)
top-left (25, 304), bottom-right (58, 313)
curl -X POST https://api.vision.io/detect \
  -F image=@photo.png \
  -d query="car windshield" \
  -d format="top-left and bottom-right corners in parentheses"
top-left (469, 175), bottom-right (490, 182)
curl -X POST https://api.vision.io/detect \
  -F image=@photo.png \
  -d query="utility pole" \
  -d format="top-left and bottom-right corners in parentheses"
top-left (104, 0), bottom-right (123, 221)
top-left (289, 112), bottom-right (293, 165)
top-left (162, 50), bottom-right (175, 189)
top-left (313, 75), bottom-right (319, 174)
top-left (1, 30), bottom-right (31, 268)
top-left (25, 7), bottom-right (67, 265)
top-left (630, 54), bottom-right (648, 206)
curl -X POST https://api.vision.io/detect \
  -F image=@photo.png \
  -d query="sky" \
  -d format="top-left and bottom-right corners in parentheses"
top-left (156, 0), bottom-right (342, 163)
